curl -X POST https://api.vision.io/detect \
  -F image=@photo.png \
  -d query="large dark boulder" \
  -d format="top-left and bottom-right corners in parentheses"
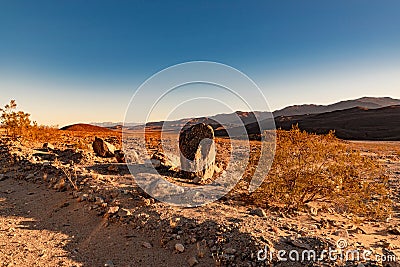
top-left (179, 123), bottom-right (216, 181)
top-left (92, 137), bottom-right (115, 157)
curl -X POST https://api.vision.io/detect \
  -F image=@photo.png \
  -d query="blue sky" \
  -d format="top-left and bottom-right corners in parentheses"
top-left (1, 1), bottom-right (399, 125)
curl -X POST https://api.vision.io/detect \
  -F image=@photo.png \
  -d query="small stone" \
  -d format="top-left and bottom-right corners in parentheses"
top-left (388, 226), bottom-right (400, 235)
top-left (143, 198), bottom-right (152, 206)
top-left (150, 159), bottom-right (161, 168)
top-left (175, 243), bottom-right (185, 253)
top-left (107, 206), bottom-right (119, 214)
top-left (0, 174), bottom-right (7, 181)
top-left (95, 196), bottom-right (105, 205)
top-left (114, 150), bottom-right (125, 163)
top-left (125, 150), bottom-right (139, 163)
top-left (142, 174), bottom-right (184, 198)
top-left (334, 229), bottom-right (349, 239)
top-left (77, 193), bottom-right (88, 202)
top-left (250, 208), bottom-right (267, 218)
top-left (187, 256), bottom-right (199, 266)
top-left (382, 240), bottom-right (394, 249)
top-left (104, 260), bottom-right (114, 267)
top-left (214, 163), bottom-right (223, 174)
top-left (355, 227), bottom-right (367, 234)
top-left (43, 143), bottom-right (55, 150)
top-left (310, 207), bottom-right (318, 216)
top-left (141, 241), bottom-right (152, 249)
top-left (53, 179), bottom-right (66, 191)
top-left (118, 208), bottom-right (132, 217)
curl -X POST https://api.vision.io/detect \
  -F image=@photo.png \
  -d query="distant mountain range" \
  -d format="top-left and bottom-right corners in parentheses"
top-left (86, 96), bottom-right (400, 140)
top-left (273, 96), bottom-right (400, 117)
top-left (245, 105), bottom-right (400, 140)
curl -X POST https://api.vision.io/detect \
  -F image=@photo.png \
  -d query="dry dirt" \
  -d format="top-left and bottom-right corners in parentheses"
top-left (0, 131), bottom-right (400, 267)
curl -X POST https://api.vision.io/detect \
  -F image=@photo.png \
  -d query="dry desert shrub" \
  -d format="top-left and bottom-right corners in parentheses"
top-left (25, 124), bottom-right (61, 143)
top-left (252, 126), bottom-right (392, 219)
top-left (0, 100), bottom-right (61, 142)
top-left (0, 100), bottom-right (31, 139)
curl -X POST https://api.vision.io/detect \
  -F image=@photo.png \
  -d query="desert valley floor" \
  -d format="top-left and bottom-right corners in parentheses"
top-left (0, 131), bottom-right (399, 267)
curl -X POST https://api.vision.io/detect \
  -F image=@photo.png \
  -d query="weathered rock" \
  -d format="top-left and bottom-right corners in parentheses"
top-left (43, 142), bottom-right (55, 151)
top-left (144, 176), bottom-right (185, 199)
top-left (250, 208), bottom-right (267, 218)
top-left (355, 227), bottom-right (367, 234)
top-left (125, 150), bottom-right (139, 163)
top-left (107, 206), bottom-right (120, 214)
top-left (150, 158), bottom-right (161, 168)
top-left (382, 240), bottom-right (394, 249)
top-left (179, 123), bottom-right (216, 181)
top-left (150, 152), bottom-right (177, 169)
top-left (175, 243), bottom-right (185, 253)
top-left (92, 137), bottom-right (115, 157)
top-left (141, 241), bottom-right (152, 249)
top-left (388, 226), bottom-right (400, 235)
top-left (114, 150), bottom-right (125, 163)
top-left (53, 179), bottom-right (66, 191)
top-left (117, 208), bottom-right (132, 217)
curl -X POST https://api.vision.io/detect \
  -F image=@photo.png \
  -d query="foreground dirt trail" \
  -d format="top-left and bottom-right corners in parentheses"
top-left (0, 178), bottom-right (215, 267)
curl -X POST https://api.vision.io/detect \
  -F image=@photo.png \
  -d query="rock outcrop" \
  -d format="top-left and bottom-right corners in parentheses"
top-left (92, 137), bottom-right (115, 157)
top-left (179, 123), bottom-right (216, 181)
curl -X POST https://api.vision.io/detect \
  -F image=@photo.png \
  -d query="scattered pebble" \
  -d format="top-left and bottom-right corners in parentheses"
top-left (141, 241), bottom-right (152, 249)
top-left (175, 243), bottom-right (185, 253)
top-left (249, 208), bottom-right (267, 218)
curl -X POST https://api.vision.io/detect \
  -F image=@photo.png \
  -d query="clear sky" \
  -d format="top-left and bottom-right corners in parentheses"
top-left (0, 1), bottom-right (399, 126)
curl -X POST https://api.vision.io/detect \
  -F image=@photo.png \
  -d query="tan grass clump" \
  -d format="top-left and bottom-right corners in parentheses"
top-left (252, 126), bottom-right (392, 219)
top-left (0, 100), bottom-right (61, 143)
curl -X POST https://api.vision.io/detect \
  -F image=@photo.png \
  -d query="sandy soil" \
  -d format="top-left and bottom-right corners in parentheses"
top-left (0, 178), bottom-right (218, 267)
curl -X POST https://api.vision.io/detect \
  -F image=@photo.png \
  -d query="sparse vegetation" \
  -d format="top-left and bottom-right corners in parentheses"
top-left (0, 100), bottom-right (61, 142)
top-left (0, 100), bottom-right (393, 220)
top-left (0, 100), bottom-right (32, 139)
top-left (252, 126), bottom-right (392, 219)
top-left (54, 158), bottom-right (79, 191)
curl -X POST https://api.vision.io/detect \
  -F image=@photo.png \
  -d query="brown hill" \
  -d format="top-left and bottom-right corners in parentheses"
top-left (60, 123), bottom-right (113, 132)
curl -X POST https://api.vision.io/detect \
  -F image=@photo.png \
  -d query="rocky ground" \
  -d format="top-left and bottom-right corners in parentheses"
top-left (0, 132), bottom-right (400, 267)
